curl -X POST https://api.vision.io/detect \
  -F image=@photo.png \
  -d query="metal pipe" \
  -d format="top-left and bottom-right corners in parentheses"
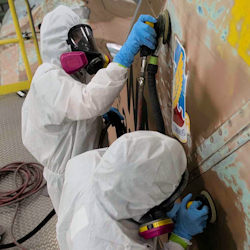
top-left (136, 76), bottom-right (145, 130)
top-left (24, 0), bottom-right (42, 65)
top-left (0, 38), bottom-right (19, 45)
top-left (140, 56), bottom-right (147, 74)
top-left (136, 55), bottom-right (148, 130)
top-left (0, 81), bottom-right (29, 95)
top-left (8, 0), bottom-right (32, 83)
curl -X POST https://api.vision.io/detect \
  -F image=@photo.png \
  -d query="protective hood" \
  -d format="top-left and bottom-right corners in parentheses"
top-left (40, 5), bottom-right (81, 66)
top-left (94, 131), bottom-right (187, 220)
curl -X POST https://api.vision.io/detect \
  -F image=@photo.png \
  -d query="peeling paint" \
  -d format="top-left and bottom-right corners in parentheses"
top-left (166, 0), bottom-right (183, 40)
top-left (197, 5), bottom-right (203, 16)
top-left (221, 27), bottom-right (229, 42)
top-left (197, 102), bottom-right (249, 162)
top-left (207, 20), bottom-right (218, 32)
top-left (187, 0), bottom-right (228, 25)
top-left (186, 0), bottom-right (250, 64)
top-left (198, 124), bottom-right (229, 160)
top-left (205, 35), bottom-right (211, 49)
top-left (212, 152), bottom-right (250, 249)
top-left (200, 126), bottom-right (249, 173)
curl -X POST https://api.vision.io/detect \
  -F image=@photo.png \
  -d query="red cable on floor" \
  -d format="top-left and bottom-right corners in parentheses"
top-left (0, 162), bottom-right (45, 250)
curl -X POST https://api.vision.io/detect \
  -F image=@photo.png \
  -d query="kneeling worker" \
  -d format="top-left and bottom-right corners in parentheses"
top-left (53, 131), bottom-right (208, 249)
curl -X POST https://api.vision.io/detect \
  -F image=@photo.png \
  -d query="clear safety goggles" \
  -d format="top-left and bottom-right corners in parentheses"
top-left (67, 24), bottom-right (99, 54)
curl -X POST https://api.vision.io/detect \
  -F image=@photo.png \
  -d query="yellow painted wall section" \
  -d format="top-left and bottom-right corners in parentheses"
top-left (173, 53), bottom-right (183, 109)
top-left (228, 0), bottom-right (250, 66)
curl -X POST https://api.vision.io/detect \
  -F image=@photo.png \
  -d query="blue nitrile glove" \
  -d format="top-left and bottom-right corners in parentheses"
top-left (167, 202), bottom-right (181, 221)
top-left (114, 15), bottom-right (157, 67)
top-left (171, 194), bottom-right (209, 240)
top-left (103, 107), bottom-right (124, 124)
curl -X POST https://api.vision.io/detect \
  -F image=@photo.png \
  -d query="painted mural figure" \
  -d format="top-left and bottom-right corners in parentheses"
top-left (172, 37), bottom-right (188, 143)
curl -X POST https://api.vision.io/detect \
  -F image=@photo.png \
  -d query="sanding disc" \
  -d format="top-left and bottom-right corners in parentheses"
top-left (201, 190), bottom-right (217, 223)
top-left (161, 9), bottom-right (170, 44)
top-left (156, 10), bottom-right (170, 45)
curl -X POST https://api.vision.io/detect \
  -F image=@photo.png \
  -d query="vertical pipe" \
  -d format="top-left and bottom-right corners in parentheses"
top-left (24, 0), bottom-right (42, 65)
top-left (136, 56), bottom-right (147, 130)
top-left (136, 79), bottom-right (144, 130)
top-left (8, 0), bottom-right (32, 83)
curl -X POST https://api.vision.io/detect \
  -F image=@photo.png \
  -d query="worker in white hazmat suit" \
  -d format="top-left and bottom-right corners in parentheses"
top-left (47, 131), bottom-right (208, 249)
top-left (21, 5), bottom-right (157, 211)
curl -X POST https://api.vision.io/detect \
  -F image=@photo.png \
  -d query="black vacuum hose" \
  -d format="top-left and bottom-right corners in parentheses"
top-left (147, 63), bottom-right (165, 134)
top-left (0, 209), bottom-right (55, 249)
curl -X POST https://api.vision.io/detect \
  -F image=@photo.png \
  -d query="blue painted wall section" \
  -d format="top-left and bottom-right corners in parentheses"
top-left (186, 0), bottom-right (230, 41)
top-left (212, 149), bottom-right (250, 250)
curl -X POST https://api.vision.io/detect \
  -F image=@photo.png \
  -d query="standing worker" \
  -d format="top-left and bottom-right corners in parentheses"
top-left (50, 131), bottom-right (208, 249)
top-left (21, 5), bottom-right (157, 211)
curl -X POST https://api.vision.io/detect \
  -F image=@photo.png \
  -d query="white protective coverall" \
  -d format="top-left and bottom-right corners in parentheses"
top-left (52, 131), bottom-right (187, 249)
top-left (21, 5), bottom-right (127, 210)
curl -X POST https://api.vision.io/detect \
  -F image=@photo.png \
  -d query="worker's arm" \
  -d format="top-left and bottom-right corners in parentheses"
top-left (114, 15), bottom-right (157, 67)
top-left (34, 62), bottom-right (127, 121)
top-left (34, 15), bottom-right (156, 121)
top-left (163, 194), bottom-right (209, 250)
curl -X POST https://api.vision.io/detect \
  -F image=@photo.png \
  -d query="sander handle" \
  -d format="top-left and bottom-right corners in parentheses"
top-left (140, 21), bottom-right (154, 57)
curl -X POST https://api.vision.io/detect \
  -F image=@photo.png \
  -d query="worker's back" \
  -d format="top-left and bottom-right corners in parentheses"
top-left (55, 131), bottom-right (187, 249)
top-left (21, 62), bottom-right (102, 171)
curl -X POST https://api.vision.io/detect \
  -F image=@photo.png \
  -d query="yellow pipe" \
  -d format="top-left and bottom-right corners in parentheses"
top-left (0, 38), bottom-right (19, 45)
top-left (0, 81), bottom-right (30, 95)
top-left (8, 0), bottom-right (32, 83)
top-left (24, 0), bottom-right (42, 65)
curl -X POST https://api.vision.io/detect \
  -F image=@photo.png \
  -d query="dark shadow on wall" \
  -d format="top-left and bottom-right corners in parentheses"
top-left (187, 63), bottom-right (220, 156)
top-left (181, 10), bottom-right (220, 159)
top-left (195, 201), bottom-right (237, 250)
top-left (184, 169), bottom-right (238, 250)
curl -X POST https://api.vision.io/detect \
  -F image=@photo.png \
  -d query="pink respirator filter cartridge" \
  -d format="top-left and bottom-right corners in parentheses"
top-left (60, 51), bottom-right (88, 74)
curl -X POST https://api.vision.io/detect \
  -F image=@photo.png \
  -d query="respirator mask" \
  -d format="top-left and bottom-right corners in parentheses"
top-left (60, 24), bottom-right (110, 75)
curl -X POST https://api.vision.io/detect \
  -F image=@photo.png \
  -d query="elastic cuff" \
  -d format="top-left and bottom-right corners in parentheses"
top-left (169, 233), bottom-right (191, 249)
top-left (116, 63), bottom-right (128, 68)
